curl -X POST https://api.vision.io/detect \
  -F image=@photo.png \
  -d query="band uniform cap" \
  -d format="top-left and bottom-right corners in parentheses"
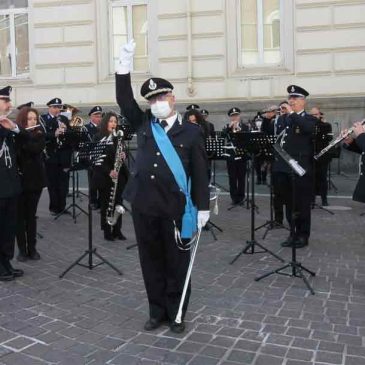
top-left (228, 107), bottom-right (241, 116)
top-left (186, 104), bottom-right (200, 111)
top-left (287, 85), bottom-right (309, 98)
top-left (47, 97), bottom-right (63, 107)
top-left (17, 101), bottom-right (34, 110)
top-left (200, 109), bottom-right (209, 116)
top-left (140, 78), bottom-right (174, 100)
top-left (88, 105), bottom-right (103, 116)
top-left (0, 86), bottom-right (12, 100)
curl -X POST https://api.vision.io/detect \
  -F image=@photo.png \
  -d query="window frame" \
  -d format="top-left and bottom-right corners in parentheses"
top-left (0, 5), bottom-right (30, 79)
top-left (226, 0), bottom-right (294, 77)
top-left (108, 0), bottom-right (150, 75)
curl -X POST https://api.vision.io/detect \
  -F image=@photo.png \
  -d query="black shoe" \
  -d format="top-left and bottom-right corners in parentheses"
top-left (170, 321), bottom-right (185, 334)
top-left (28, 250), bottom-right (41, 260)
top-left (113, 232), bottom-right (127, 241)
top-left (144, 318), bottom-right (163, 331)
top-left (294, 237), bottom-right (308, 248)
top-left (0, 271), bottom-right (14, 281)
top-left (17, 253), bottom-right (28, 262)
top-left (281, 235), bottom-right (295, 247)
top-left (2, 260), bottom-right (24, 278)
top-left (321, 198), bottom-right (329, 207)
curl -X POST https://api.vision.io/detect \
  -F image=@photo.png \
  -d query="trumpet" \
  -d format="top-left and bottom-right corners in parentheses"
top-left (314, 119), bottom-right (365, 160)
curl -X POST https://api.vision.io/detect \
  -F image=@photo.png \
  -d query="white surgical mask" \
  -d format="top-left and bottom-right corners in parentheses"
top-left (151, 101), bottom-right (172, 120)
top-left (60, 111), bottom-right (72, 120)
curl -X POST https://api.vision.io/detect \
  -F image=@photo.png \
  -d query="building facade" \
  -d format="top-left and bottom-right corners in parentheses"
top-left (1, 0), bottom-right (365, 165)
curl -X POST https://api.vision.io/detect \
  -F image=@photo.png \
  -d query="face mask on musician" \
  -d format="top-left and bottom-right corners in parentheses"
top-left (60, 111), bottom-right (72, 120)
top-left (151, 101), bottom-right (172, 120)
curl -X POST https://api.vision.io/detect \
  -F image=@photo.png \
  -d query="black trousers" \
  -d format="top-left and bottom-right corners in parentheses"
top-left (314, 160), bottom-right (330, 200)
top-left (272, 171), bottom-right (284, 223)
top-left (99, 186), bottom-right (122, 235)
top-left (227, 159), bottom-right (246, 203)
top-left (132, 209), bottom-right (191, 322)
top-left (16, 190), bottom-right (42, 255)
top-left (254, 157), bottom-right (267, 183)
top-left (45, 162), bottom-right (69, 213)
top-left (88, 169), bottom-right (99, 206)
top-left (0, 196), bottom-right (18, 260)
top-left (274, 171), bottom-right (313, 238)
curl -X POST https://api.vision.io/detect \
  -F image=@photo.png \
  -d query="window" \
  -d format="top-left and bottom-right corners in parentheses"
top-left (109, 0), bottom-right (148, 73)
top-left (239, 0), bottom-right (281, 66)
top-left (0, 0), bottom-right (29, 78)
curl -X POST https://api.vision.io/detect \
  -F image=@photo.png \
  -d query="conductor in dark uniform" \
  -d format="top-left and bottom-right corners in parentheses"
top-left (41, 98), bottom-right (71, 215)
top-left (342, 122), bottom-right (365, 203)
top-left (115, 40), bottom-right (210, 333)
top-left (0, 86), bottom-right (26, 281)
top-left (222, 107), bottom-right (249, 205)
top-left (273, 85), bottom-right (316, 248)
top-left (85, 106), bottom-right (103, 209)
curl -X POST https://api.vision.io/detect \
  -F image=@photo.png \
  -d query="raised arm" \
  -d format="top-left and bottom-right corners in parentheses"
top-left (115, 40), bottom-right (144, 130)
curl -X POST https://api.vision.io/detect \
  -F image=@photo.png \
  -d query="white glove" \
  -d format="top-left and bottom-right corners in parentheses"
top-left (116, 39), bottom-right (136, 74)
top-left (197, 210), bottom-right (210, 230)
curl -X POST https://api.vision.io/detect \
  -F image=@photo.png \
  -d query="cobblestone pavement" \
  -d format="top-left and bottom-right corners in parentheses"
top-left (0, 185), bottom-right (365, 365)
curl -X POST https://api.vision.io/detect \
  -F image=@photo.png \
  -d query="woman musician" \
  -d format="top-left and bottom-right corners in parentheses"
top-left (92, 112), bottom-right (129, 241)
top-left (15, 107), bottom-right (46, 261)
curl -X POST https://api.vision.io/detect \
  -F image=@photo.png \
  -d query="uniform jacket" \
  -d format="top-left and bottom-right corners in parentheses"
top-left (116, 73), bottom-right (209, 219)
top-left (16, 130), bottom-right (47, 192)
top-left (344, 133), bottom-right (365, 203)
top-left (85, 122), bottom-right (99, 140)
top-left (41, 113), bottom-right (72, 168)
top-left (0, 127), bottom-right (28, 199)
top-left (273, 111), bottom-right (316, 173)
top-left (221, 122), bottom-right (250, 162)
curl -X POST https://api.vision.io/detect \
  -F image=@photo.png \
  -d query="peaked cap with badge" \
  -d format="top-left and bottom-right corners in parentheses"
top-left (88, 106), bottom-right (103, 116)
top-left (186, 104), bottom-right (200, 111)
top-left (228, 107), bottom-right (241, 117)
top-left (140, 78), bottom-right (174, 100)
top-left (200, 109), bottom-right (209, 116)
top-left (0, 86), bottom-right (12, 100)
top-left (287, 85), bottom-right (309, 98)
top-left (17, 101), bottom-right (34, 110)
top-left (46, 98), bottom-right (63, 107)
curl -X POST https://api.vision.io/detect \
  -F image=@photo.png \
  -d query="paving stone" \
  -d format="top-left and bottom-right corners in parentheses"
top-left (286, 348), bottom-right (314, 362)
top-left (315, 350), bottom-right (343, 364)
top-left (188, 355), bottom-right (220, 365)
top-left (227, 350), bottom-right (256, 364)
top-left (200, 345), bottom-right (228, 358)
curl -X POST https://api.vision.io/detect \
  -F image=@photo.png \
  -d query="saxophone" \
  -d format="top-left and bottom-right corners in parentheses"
top-left (106, 130), bottom-right (126, 226)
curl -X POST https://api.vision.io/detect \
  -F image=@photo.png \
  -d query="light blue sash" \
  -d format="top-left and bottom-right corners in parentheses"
top-left (151, 119), bottom-right (197, 239)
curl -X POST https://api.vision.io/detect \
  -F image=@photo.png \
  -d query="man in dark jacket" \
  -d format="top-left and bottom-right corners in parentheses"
top-left (272, 85), bottom-right (316, 248)
top-left (0, 85), bottom-right (26, 281)
top-left (116, 40), bottom-right (210, 333)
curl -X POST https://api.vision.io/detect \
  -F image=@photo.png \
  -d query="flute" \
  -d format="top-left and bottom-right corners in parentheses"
top-left (314, 119), bottom-right (365, 160)
top-left (26, 124), bottom-right (43, 131)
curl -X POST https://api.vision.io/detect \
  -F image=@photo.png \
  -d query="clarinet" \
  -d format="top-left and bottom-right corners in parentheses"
top-left (106, 130), bottom-right (125, 226)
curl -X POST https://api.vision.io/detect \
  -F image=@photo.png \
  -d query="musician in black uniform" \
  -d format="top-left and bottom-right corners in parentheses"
top-left (342, 122), bottom-right (365, 204)
top-left (222, 107), bottom-right (249, 205)
top-left (273, 85), bottom-right (316, 248)
top-left (116, 40), bottom-right (210, 333)
top-left (0, 86), bottom-right (26, 281)
top-left (92, 112), bottom-right (129, 241)
top-left (311, 107), bottom-right (332, 206)
top-left (15, 107), bottom-right (46, 261)
top-left (85, 106), bottom-right (103, 209)
top-left (41, 98), bottom-right (71, 215)
top-left (200, 109), bottom-right (215, 137)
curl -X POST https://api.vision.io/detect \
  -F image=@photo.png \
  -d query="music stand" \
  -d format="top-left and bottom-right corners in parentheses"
top-left (255, 144), bottom-right (316, 294)
top-left (206, 134), bottom-right (228, 192)
top-left (59, 141), bottom-right (122, 278)
top-left (254, 135), bottom-right (289, 238)
top-left (229, 133), bottom-right (285, 265)
top-left (54, 129), bottom-right (90, 223)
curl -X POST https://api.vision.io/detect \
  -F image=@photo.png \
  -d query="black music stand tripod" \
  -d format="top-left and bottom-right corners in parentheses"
top-left (54, 130), bottom-right (90, 223)
top-left (255, 144), bottom-right (315, 294)
top-left (230, 133), bottom-right (285, 265)
top-left (59, 141), bottom-right (122, 278)
top-left (254, 135), bottom-right (288, 238)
